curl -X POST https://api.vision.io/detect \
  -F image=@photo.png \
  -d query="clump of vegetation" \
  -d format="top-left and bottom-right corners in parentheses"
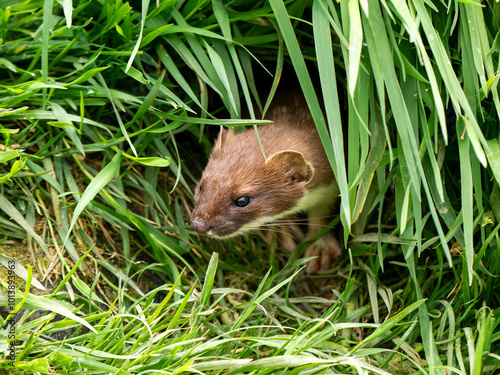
top-left (0, 0), bottom-right (499, 374)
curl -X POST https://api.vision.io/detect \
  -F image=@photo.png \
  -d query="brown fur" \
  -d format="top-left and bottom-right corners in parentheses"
top-left (191, 98), bottom-right (341, 273)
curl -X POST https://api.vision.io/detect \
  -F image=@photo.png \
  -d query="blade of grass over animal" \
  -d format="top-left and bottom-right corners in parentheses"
top-left (270, 0), bottom-right (351, 228)
top-left (62, 151), bottom-right (122, 248)
top-left (362, 0), bottom-right (451, 265)
top-left (457, 120), bottom-right (474, 285)
top-left (0, 194), bottom-right (50, 255)
top-left (41, 0), bottom-right (53, 108)
top-left (153, 113), bottom-right (269, 126)
top-left (262, 23), bottom-right (284, 118)
top-left (352, 233), bottom-right (417, 246)
top-left (314, 0), bottom-right (350, 228)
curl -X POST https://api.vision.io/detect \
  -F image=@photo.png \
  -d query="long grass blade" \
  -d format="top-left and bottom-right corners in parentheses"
top-left (63, 151), bottom-right (122, 247)
top-left (270, 0), bottom-right (351, 229)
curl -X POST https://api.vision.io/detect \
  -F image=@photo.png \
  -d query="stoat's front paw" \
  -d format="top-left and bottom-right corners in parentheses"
top-left (304, 234), bottom-right (341, 274)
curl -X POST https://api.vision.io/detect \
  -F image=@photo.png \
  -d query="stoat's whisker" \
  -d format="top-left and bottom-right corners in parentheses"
top-left (258, 229), bottom-right (304, 243)
top-left (261, 222), bottom-right (333, 229)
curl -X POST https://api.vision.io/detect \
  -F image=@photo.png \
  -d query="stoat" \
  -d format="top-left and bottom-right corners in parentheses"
top-left (191, 97), bottom-right (341, 273)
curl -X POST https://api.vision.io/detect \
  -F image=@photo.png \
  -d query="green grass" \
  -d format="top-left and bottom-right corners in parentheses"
top-left (0, 0), bottom-right (500, 374)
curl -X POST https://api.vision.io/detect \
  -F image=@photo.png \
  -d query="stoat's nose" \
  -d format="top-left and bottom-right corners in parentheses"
top-left (191, 217), bottom-right (210, 234)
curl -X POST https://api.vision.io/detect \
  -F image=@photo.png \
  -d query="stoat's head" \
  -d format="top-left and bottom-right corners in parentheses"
top-left (191, 127), bottom-right (314, 238)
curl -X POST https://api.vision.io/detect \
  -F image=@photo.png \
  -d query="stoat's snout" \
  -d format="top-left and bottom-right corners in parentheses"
top-left (190, 217), bottom-right (210, 235)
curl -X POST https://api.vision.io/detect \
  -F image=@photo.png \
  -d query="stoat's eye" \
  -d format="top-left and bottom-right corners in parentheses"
top-left (234, 196), bottom-right (251, 207)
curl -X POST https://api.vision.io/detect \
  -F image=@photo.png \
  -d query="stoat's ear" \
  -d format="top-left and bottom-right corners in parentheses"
top-left (215, 126), bottom-right (235, 151)
top-left (266, 150), bottom-right (314, 184)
